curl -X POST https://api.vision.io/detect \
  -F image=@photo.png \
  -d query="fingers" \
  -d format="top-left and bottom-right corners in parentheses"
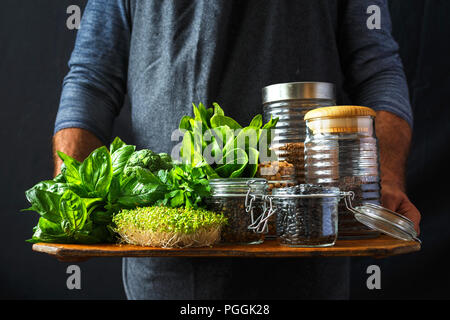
top-left (397, 198), bottom-right (421, 235)
top-left (380, 189), bottom-right (400, 212)
top-left (381, 187), bottom-right (421, 235)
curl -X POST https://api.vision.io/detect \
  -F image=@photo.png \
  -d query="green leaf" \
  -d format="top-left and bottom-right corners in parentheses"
top-left (179, 115), bottom-right (193, 131)
top-left (82, 198), bottom-right (103, 211)
top-left (79, 146), bottom-right (113, 198)
top-left (210, 114), bottom-right (242, 130)
top-left (198, 161), bottom-right (220, 179)
top-left (110, 136), bottom-right (127, 154)
top-left (57, 151), bottom-right (83, 188)
top-left (90, 209), bottom-right (113, 225)
top-left (117, 176), bottom-right (165, 208)
top-left (38, 217), bottom-right (65, 236)
top-left (242, 147), bottom-right (259, 178)
top-left (213, 102), bottom-right (225, 116)
top-left (216, 148), bottom-right (249, 178)
top-left (223, 126), bottom-right (259, 156)
top-left (180, 131), bottom-right (192, 164)
top-left (24, 188), bottom-right (62, 223)
top-left (262, 115), bottom-right (279, 130)
top-left (133, 167), bottom-right (163, 185)
top-left (192, 103), bottom-right (210, 130)
top-left (107, 176), bottom-right (121, 204)
top-left (197, 102), bottom-right (211, 128)
top-left (211, 126), bottom-right (234, 151)
top-left (169, 190), bottom-right (185, 207)
top-left (53, 173), bottom-right (66, 183)
top-left (111, 145), bottom-right (135, 177)
top-left (206, 107), bottom-right (214, 122)
top-left (181, 131), bottom-right (203, 165)
top-left (28, 180), bottom-right (69, 195)
top-left (28, 224), bottom-right (70, 244)
top-left (59, 190), bottom-right (88, 232)
top-left (249, 114), bottom-right (263, 128)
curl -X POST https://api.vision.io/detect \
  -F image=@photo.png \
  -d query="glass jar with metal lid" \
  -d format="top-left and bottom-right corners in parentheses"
top-left (272, 185), bottom-right (340, 247)
top-left (259, 82), bottom-right (336, 191)
top-left (252, 186), bottom-right (420, 247)
top-left (304, 106), bottom-right (381, 239)
top-left (208, 178), bottom-right (268, 244)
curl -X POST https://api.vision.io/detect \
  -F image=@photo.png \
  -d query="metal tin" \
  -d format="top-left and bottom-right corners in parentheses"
top-left (262, 82), bottom-right (335, 104)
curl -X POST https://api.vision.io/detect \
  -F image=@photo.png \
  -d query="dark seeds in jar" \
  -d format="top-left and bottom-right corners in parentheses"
top-left (274, 185), bottom-right (338, 247)
top-left (208, 197), bottom-right (264, 244)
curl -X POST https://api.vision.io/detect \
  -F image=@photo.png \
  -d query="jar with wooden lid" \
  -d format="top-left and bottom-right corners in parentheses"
top-left (304, 106), bottom-right (381, 239)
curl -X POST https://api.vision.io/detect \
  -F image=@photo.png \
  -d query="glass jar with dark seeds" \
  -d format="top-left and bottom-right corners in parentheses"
top-left (208, 178), bottom-right (267, 245)
top-left (272, 185), bottom-right (340, 247)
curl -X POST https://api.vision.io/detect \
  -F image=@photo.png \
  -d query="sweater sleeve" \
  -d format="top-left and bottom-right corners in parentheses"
top-left (340, 0), bottom-right (413, 127)
top-left (54, 0), bottom-right (131, 144)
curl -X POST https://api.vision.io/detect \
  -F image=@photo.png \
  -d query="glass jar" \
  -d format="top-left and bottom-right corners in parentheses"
top-left (208, 178), bottom-right (267, 244)
top-left (260, 82), bottom-right (336, 191)
top-left (272, 185), bottom-right (340, 247)
top-left (260, 82), bottom-right (335, 239)
top-left (304, 106), bottom-right (381, 239)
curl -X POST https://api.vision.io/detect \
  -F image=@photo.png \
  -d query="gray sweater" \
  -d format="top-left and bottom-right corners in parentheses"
top-left (55, 0), bottom-right (412, 299)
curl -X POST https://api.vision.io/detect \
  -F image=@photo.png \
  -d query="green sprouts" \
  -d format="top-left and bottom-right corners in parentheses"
top-left (113, 206), bottom-right (228, 248)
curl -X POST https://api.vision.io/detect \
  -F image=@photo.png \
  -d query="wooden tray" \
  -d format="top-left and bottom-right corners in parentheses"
top-left (32, 235), bottom-right (420, 262)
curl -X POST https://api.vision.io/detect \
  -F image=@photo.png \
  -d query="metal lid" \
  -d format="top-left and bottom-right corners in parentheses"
top-left (262, 82), bottom-right (335, 104)
top-left (348, 202), bottom-right (420, 243)
top-left (209, 178), bottom-right (267, 197)
top-left (272, 184), bottom-right (340, 198)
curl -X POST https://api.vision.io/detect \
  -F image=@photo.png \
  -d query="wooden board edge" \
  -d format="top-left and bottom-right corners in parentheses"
top-left (32, 240), bottom-right (421, 260)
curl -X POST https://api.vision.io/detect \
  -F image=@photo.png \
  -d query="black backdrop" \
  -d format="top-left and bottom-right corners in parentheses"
top-left (0, 0), bottom-right (448, 299)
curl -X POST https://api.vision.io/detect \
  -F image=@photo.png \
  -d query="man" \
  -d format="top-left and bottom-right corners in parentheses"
top-left (54, 0), bottom-right (421, 299)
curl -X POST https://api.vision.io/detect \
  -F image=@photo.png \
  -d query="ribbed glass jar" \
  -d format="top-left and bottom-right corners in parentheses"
top-left (304, 106), bottom-right (381, 239)
top-left (259, 82), bottom-right (336, 192)
top-left (207, 178), bottom-right (267, 244)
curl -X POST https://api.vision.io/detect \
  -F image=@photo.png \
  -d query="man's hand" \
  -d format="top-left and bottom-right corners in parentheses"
top-left (380, 182), bottom-right (421, 234)
top-left (376, 111), bottom-right (421, 234)
top-left (53, 128), bottom-right (103, 176)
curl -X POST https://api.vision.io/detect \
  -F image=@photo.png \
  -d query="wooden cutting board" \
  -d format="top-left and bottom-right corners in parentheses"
top-left (32, 235), bottom-right (420, 262)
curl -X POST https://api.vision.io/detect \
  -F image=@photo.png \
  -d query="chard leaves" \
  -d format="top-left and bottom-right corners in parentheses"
top-left (178, 102), bottom-right (279, 178)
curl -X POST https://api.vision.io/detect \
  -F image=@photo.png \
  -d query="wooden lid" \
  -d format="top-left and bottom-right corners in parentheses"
top-left (304, 106), bottom-right (376, 121)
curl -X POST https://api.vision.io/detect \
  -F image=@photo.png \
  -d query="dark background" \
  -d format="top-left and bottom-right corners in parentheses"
top-left (0, 0), bottom-right (448, 299)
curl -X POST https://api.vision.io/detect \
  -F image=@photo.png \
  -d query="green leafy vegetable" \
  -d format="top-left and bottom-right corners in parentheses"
top-left (179, 102), bottom-right (279, 178)
top-left (23, 137), bottom-right (211, 244)
top-left (79, 146), bottom-right (113, 198)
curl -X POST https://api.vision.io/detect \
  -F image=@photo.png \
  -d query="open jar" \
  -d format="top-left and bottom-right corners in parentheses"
top-left (208, 178), bottom-right (267, 245)
top-left (253, 185), bottom-right (420, 248)
top-left (304, 106), bottom-right (381, 239)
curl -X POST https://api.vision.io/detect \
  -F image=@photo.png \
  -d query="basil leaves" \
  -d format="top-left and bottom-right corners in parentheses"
top-left (23, 137), bottom-right (210, 244)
